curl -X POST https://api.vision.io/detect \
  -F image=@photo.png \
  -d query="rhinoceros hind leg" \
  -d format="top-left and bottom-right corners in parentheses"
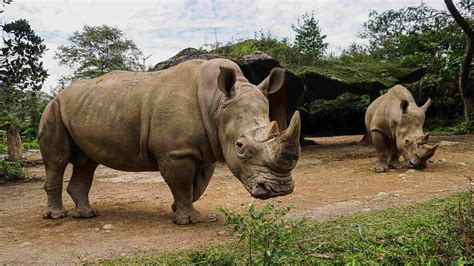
top-left (67, 154), bottom-right (99, 219)
top-left (40, 100), bottom-right (70, 219)
top-left (42, 164), bottom-right (69, 219)
top-left (159, 156), bottom-right (203, 225)
top-left (371, 131), bottom-right (390, 173)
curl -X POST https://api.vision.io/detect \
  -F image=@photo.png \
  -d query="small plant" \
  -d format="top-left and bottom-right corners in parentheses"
top-left (0, 160), bottom-right (26, 182)
top-left (220, 204), bottom-right (310, 264)
top-left (22, 139), bottom-right (39, 149)
top-left (0, 143), bottom-right (6, 154)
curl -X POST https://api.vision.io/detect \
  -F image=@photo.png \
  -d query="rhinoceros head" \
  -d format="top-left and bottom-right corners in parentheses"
top-left (396, 99), bottom-right (439, 169)
top-left (216, 67), bottom-right (300, 199)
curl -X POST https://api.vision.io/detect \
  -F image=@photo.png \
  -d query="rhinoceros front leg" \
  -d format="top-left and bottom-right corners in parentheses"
top-left (171, 164), bottom-right (215, 213)
top-left (159, 156), bottom-right (203, 225)
top-left (371, 131), bottom-right (390, 173)
top-left (388, 147), bottom-right (402, 169)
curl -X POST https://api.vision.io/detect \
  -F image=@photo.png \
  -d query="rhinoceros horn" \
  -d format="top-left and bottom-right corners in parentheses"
top-left (420, 143), bottom-right (439, 161)
top-left (281, 111), bottom-right (301, 144)
top-left (418, 132), bottom-right (430, 145)
top-left (272, 111), bottom-right (301, 172)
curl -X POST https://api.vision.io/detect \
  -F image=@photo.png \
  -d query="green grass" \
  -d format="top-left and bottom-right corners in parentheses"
top-left (99, 193), bottom-right (473, 264)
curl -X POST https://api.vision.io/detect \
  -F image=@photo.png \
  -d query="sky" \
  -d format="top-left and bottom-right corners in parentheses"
top-left (1, 0), bottom-right (447, 93)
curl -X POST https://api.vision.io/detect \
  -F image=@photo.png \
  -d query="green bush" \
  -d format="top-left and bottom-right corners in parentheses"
top-left (0, 160), bottom-right (26, 182)
top-left (0, 144), bottom-right (6, 154)
top-left (22, 139), bottom-right (39, 149)
top-left (220, 204), bottom-right (310, 264)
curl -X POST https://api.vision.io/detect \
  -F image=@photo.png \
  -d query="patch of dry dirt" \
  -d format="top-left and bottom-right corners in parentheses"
top-left (0, 135), bottom-right (472, 263)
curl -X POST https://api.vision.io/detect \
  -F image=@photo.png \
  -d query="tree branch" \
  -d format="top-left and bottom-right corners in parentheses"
top-left (444, 0), bottom-right (474, 40)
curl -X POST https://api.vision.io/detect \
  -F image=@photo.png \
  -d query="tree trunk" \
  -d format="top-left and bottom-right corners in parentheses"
top-left (444, 0), bottom-right (474, 123)
top-left (6, 125), bottom-right (22, 163)
top-left (460, 40), bottom-right (474, 123)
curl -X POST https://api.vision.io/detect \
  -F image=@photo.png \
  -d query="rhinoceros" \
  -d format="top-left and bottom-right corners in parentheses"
top-left (38, 59), bottom-right (301, 224)
top-left (365, 85), bottom-right (439, 173)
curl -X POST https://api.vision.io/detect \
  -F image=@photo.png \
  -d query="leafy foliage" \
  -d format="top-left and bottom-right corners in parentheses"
top-left (0, 19), bottom-right (48, 101)
top-left (220, 204), bottom-right (309, 264)
top-left (0, 160), bottom-right (26, 182)
top-left (55, 25), bottom-right (145, 81)
top-left (0, 19), bottom-right (48, 160)
top-left (292, 11), bottom-right (328, 61)
top-left (359, 3), bottom-right (464, 68)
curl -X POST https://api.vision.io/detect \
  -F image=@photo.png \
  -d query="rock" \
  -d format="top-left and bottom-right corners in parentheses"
top-left (102, 224), bottom-right (114, 230)
top-left (19, 242), bottom-right (33, 248)
top-left (439, 141), bottom-right (460, 147)
top-left (373, 192), bottom-right (388, 201)
top-left (457, 162), bottom-right (467, 166)
top-left (405, 169), bottom-right (415, 174)
top-left (398, 174), bottom-right (407, 178)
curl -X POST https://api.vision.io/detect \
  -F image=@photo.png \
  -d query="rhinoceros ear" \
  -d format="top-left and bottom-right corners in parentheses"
top-left (218, 67), bottom-right (236, 97)
top-left (400, 100), bottom-right (409, 114)
top-left (257, 68), bottom-right (285, 96)
top-left (420, 98), bottom-right (432, 112)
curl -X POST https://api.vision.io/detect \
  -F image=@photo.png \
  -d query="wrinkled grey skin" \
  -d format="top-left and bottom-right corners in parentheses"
top-left (365, 85), bottom-right (439, 173)
top-left (38, 59), bottom-right (300, 224)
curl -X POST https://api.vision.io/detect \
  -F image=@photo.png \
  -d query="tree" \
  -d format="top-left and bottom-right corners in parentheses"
top-left (444, 0), bottom-right (474, 125)
top-left (291, 12), bottom-right (328, 63)
top-left (0, 19), bottom-right (48, 162)
top-left (359, 3), bottom-right (464, 67)
top-left (55, 25), bottom-right (145, 81)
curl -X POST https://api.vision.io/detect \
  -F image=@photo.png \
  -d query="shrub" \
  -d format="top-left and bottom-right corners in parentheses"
top-left (22, 139), bottom-right (39, 149)
top-left (0, 144), bottom-right (6, 154)
top-left (220, 204), bottom-right (310, 264)
top-left (0, 160), bottom-right (26, 182)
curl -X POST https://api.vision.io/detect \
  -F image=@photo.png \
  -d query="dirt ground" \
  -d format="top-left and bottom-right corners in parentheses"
top-left (0, 135), bottom-right (473, 263)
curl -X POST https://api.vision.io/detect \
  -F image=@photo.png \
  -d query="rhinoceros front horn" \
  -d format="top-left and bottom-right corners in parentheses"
top-left (281, 111), bottom-right (301, 144)
top-left (272, 111), bottom-right (301, 172)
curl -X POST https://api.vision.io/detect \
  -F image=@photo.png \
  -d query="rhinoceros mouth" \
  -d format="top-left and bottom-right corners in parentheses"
top-left (247, 172), bottom-right (294, 199)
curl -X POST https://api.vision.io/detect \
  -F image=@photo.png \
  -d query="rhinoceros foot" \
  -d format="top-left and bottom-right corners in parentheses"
top-left (374, 162), bottom-right (389, 173)
top-left (174, 208), bottom-right (203, 225)
top-left (72, 207), bottom-right (99, 218)
top-left (389, 160), bottom-right (402, 169)
top-left (42, 207), bottom-right (68, 219)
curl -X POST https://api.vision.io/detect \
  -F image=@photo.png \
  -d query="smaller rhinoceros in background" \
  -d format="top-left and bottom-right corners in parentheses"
top-left (365, 85), bottom-right (439, 173)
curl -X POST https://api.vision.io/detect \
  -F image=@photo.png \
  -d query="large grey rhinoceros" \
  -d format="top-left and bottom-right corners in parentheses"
top-left (38, 59), bottom-right (301, 224)
top-left (365, 85), bottom-right (439, 173)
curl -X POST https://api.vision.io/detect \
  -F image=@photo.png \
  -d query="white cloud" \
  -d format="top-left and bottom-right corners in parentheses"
top-left (2, 0), bottom-right (449, 93)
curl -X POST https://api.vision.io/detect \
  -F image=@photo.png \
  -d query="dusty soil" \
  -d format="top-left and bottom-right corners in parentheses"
top-left (0, 135), bottom-right (473, 263)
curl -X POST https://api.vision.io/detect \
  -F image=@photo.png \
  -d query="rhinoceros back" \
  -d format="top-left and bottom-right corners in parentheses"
top-left (51, 60), bottom-right (209, 171)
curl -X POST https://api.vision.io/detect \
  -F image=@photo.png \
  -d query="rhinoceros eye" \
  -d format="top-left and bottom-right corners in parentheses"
top-left (235, 140), bottom-right (246, 156)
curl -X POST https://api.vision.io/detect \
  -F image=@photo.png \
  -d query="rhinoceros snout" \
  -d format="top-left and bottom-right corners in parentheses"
top-left (249, 173), bottom-right (294, 199)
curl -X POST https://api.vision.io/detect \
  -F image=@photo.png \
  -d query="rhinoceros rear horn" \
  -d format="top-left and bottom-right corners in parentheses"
top-left (419, 132), bottom-right (430, 145)
top-left (218, 67), bottom-right (236, 97)
top-left (257, 68), bottom-right (285, 96)
top-left (421, 98), bottom-right (432, 112)
top-left (281, 111), bottom-right (301, 144)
